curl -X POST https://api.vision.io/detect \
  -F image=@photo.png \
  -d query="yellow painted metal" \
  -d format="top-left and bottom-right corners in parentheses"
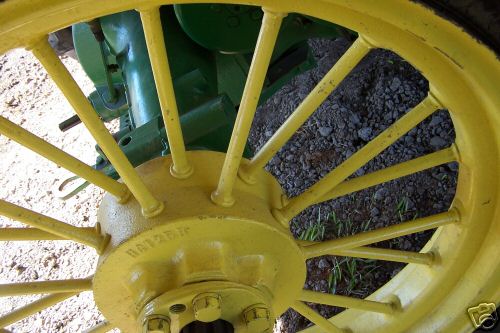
top-left (274, 94), bottom-right (441, 224)
top-left (0, 278), bottom-right (92, 296)
top-left (0, 115), bottom-right (129, 202)
top-left (83, 321), bottom-right (113, 333)
top-left (302, 210), bottom-right (459, 259)
top-left (29, 38), bottom-right (164, 218)
top-left (299, 290), bottom-right (396, 314)
top-left (0, 1), bottom-right (499, 332)
top-left (211, 10), bottom-right (285, 207)
top-left (317, 146), bottom-right (456, 204)
top-left (93, 152), bottom-right (303, 332)
top-left (331, 246), bottom-right (434, 265)
top-left (0, 199), bottom-right (106, 251)
top-left (291, 301), bottom-right (344, 333)
top-left (0, 292), bottom-right (77, 328)
top-left (0, 227), bottom-right (96, 241)
top-left (139, 7), bottom-right (193, 179)
top-left (238, 36), bottom-right (372, 184)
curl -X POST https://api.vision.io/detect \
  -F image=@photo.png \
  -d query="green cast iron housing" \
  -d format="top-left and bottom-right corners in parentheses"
top-left (72, 4), bottom-right (348, 179)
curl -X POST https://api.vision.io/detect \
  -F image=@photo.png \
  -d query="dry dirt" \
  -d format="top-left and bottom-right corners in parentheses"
top-left (0, 49), bottom-right (116, 332)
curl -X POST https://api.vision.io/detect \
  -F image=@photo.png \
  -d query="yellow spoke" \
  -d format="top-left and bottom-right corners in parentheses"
top-left (0, 200), bottom-right (106, 252)
top-left (302, 210), bottom-right (458, 259)
top-left (299, 290), bottom-right (396, 314)
top-left (0, 115), bottom-right (129, 202)
top-left (331, 246), bottom-right (434, 265)
top-left (317, 146), bottom-right (456, 204)
top-left (0, 292), bottom-right (77, 328)
top-left (274, 94), bottom-right (442, 223)
top-left (139, 7), bottom-right (192, 179)
top-left (211, 9), bottom-right (286, 207)
top-left (0, 227), bottom-right (96, 241)
top-left (239, 36), bottom-right (373, 184)
top-left (292, 301), bottom-right (344, 333)
top-left (29, 37), bottom-right (163, 218)
top-left (83, 321), bottom-right (113, 333)
top-left (0, 278), bottom-right (92, 296)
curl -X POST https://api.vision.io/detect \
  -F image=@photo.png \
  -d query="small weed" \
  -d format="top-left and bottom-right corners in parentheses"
top-left (328, 257), bottom-right (381, 295)
top-left (311, 209), bottom-right (382, 297)
top-left (328, 260), bottom-right (342, 294)
top-left (360, 218), bottom-right (372, 232)
top-left (328, 211), bottom-right (370, 236)
top-left (396, 196), bottom-right (409, 221)
top-left (299, 221), bottom-right (325, 241)
top-left (299, 208), bottom-right (325, 241)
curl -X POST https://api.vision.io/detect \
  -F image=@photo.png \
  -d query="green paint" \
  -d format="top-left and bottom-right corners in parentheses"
top-left (72, 5), bottom-right (348, 171)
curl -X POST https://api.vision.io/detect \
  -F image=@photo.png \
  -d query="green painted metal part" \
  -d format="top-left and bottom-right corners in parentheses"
top-left (72, 4), bottom-right (347, 176)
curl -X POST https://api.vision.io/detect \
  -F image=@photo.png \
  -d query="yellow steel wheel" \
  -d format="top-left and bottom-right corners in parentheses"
top-left (0, 1), bottom-right (499, 333)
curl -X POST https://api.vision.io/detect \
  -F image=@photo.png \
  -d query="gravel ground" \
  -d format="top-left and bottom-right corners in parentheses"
top-left (0, 38), bottom-right (457, 332)
top-left (249, 38), bottom-right (457, 332)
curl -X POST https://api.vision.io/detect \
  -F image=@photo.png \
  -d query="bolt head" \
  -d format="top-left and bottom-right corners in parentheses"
top-left (143, 315), bottom-right (170, 333)
top-left (244, 306), bottom-right (271, 332)
top-left (192, 293), bottom-right (222, 322)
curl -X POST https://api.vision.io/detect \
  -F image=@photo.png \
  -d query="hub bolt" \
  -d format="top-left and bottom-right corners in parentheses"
top-left (143, 315), bottom-right (170, 333)
top-left (243, 305), bottom-right (271, 332)
top-left (192, 293), bottom-right (222, 322)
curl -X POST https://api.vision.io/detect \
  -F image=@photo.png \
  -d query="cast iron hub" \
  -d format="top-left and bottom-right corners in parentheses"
top-left (93, 151), bottom-right (305, 332)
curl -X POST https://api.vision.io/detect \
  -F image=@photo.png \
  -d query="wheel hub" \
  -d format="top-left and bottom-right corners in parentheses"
top-left (93, 151), bottom-right (305, 332)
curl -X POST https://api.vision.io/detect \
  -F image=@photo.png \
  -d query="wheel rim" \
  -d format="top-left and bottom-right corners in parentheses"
top-left (0, 1), bottom-right (499, 332)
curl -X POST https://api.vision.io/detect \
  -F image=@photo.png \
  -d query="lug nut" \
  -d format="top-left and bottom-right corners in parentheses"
top-left (143, 315), bottom-right (170, 333)
top-left (243, 305), bottom-right (271, 332)
top-left (192, 293), bottom-right (222, 322)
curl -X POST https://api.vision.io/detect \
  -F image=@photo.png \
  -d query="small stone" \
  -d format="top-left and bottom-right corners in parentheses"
top-left (264, 129), bottom-right (273, 137)
top-left (349, 113), bottom-right (361, 125)
top-left (355, 168), bottom-right (365, 177)
top-left (448, 162), bottom-right (459, 172)
top-left (318, 126), bottom-right (333, 137)
top-left (429, 115), bottom-right (443, 127)
top-left (430, 136), bottom-right (448, 148)
top-left (270, 156), bottom-right (281, 166)
top-left (294, 178), bottom-right (304, 187)
top-left (390, 77), bottom-right (401, 91)
top-left (370, 207), bottom-right (380, 217)
top-left (404, 135), bottom-right (415, 145)
top-left (358, 127), bottom-right (373, 141)
top-left (318, 259), bottom-right (329, 269)
top-left (374, 187), bottom-right (389, 201)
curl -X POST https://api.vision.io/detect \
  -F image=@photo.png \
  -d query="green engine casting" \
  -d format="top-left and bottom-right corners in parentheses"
top-left (71, 4), bottom-right (347, 179)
